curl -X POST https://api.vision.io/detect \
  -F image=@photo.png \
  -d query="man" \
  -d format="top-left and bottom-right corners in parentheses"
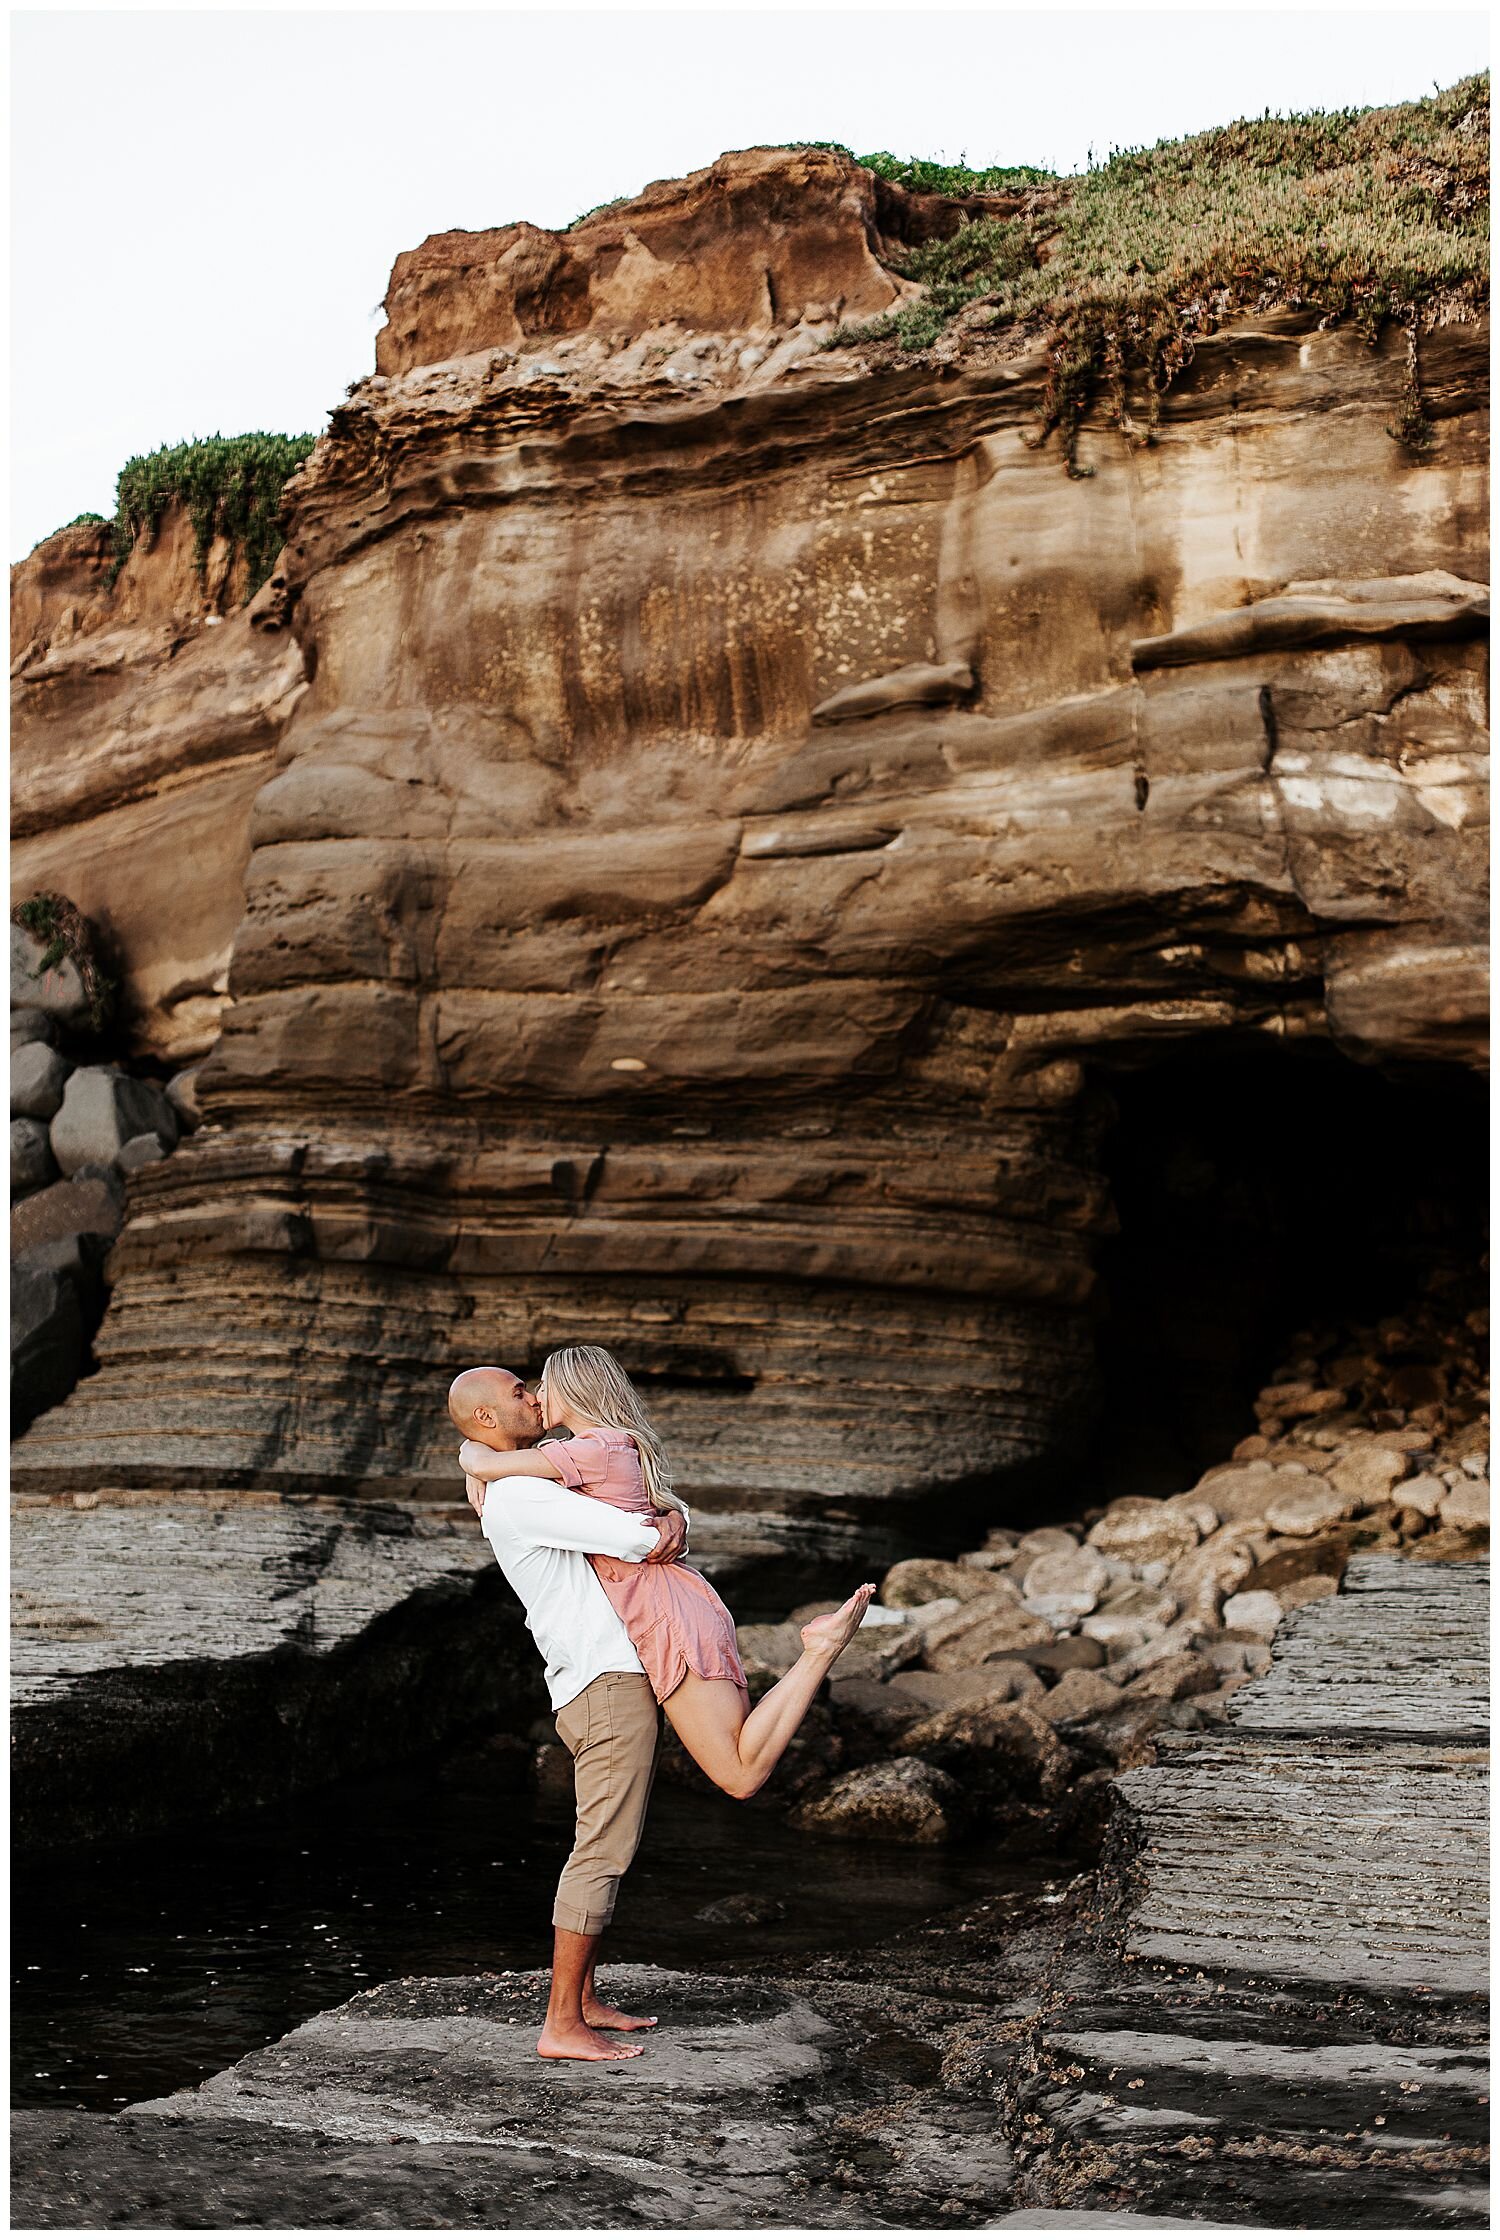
top-left (447, 1364), bottom-right (685, 2064)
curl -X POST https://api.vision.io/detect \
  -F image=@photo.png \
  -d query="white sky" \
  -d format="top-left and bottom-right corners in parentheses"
top-left (9, 5), bottom-right (1489, 560)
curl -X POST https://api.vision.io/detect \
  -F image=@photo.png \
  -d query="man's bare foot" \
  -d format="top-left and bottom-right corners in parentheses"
top-left (537, 2019), bottom-right (646, 2062)
top-left (583, 1998), bottom-right (658, 2032)
top-left (801, 1583), bottom-right (876, 1663)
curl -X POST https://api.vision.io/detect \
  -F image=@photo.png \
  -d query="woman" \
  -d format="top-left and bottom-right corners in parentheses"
top-left (459, 1343), bottom-right (874, 1800)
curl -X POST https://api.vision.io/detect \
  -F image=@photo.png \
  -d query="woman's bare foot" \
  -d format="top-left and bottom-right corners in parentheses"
top-left (583, 1997), bottom-right (658, 2032)
top-left (800, 1583), bottom-right (876, 1664)
top-left (537, 2018), bottom-right (646, 2062)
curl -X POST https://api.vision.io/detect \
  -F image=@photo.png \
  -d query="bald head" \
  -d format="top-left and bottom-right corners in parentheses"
top-left (447, 1365), bottom-right (540, 1445)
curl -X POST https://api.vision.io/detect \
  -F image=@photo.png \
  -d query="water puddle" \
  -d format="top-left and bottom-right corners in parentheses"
top-left (12, 1746), bottom-right (1060, 2112)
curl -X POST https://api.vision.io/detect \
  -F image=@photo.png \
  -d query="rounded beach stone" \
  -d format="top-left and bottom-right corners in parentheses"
top-left (118, 1132), bottom-right (170, 1173)
top-left (921, 1595), bottom-right (1053, 1671)
top-left (1398, 1474), bottom-right (1450, 1517)
top-left (1263, 1482), bottom-right (1358, 1536)
top-left (880, 1557), bottom-right (1008, 1609)
top-left (1086, 1497), bottom-right (1201, 1567)
top-left (1022, 1546), bottom-right (1109, 1620)
top-left (1040, 1667), bottom-right (1120, 1724)
top-left (1326, 1444), bottom-right (1411, 1504)
top-left (50, 1068), bottom-right (179, 1177)
top-left (789, 1757), bottom-right (963, 1844)
top-left (11, 1116), bottom-right (57, 1195)
top-left (1438, 1478), bottom-right (1489, 1532)
top-left (11, 1041), bottom-right (71, 1122)
top-left (1221, 1589), bottom-right (1283, 1638)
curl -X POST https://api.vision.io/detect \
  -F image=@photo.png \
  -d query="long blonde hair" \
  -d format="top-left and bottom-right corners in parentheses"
top-left (540, 1345), bottom-right (688, 1521)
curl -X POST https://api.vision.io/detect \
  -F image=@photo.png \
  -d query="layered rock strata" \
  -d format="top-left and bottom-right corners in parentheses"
top-left (1005, 1556), bottom-right (1489, 2227)
top-left (10, 151), bottom-right (1489, 1566)
top-left (10, 504), bottom-right (307, 1064)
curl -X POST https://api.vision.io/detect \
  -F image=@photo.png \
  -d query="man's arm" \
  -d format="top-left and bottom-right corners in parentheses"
top-left (485, 1475), bottom-right (667, 1563)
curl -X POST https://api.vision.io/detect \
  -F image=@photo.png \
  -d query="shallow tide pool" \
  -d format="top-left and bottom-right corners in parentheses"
top-left (12, 1744), bottom-right (1057, 2112)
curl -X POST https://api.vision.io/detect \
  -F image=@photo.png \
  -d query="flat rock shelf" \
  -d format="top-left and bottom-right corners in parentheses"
top-left (1007, 1555), bottom-right (1490, 2228)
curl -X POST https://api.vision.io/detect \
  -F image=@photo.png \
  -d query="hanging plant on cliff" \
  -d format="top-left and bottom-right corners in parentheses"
top-left (825, 71), bottom-right (1488, 475)
top-left (102, 431), bottom-right (318, 594)
top-left (12, 892), bottom-right (117, 1032)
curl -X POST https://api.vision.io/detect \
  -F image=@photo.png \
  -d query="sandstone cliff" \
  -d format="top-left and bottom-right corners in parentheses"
top-left (10, 141), bottom-right (1489, 1569)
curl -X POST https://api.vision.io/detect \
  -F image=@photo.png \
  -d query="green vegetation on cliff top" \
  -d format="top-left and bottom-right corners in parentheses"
top-left (826, 71), bottom-right (1489, 469)
top-left (36, 433), bottom-right (317, 593)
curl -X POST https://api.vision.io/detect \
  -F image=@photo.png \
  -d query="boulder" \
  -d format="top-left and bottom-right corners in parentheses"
top-left (1393, 1472), bottom-right (1446, 1518)
top-left (1086, 1496), bottom-right (1202, 1567)
top-left (1065, 1696), bottom-right (1170, 1771)
top-left (1326, 1444), bottom-right (1412, 1504)
top-left (1192, 1461), bottom-right (1285, 1525)
top-left (1221, 1589), bottom-right (1284, 1638)
top-left (11, 1173), bottom-right (126, 1262)
top-left (921, 1595), bottom-right (1053, 1671)
top-left (1021, 1546), bottom-right (1110, 1620)
top-left (1166, 1529), bottom-right (1257, 1619)
top-left (9, 1006), bottom-right (58, 1049)
top-left (1117, 1650), bottom-right (1219, 1704)
top-left (1278, 1572), bottom-right (1342, 1612)
top-left (10, 1041), bottom-right (70, 1122)
top-left (1107, 1620), bottom-right (1204, 1681)
top-left (694, 1891), bottom-right (787, 1926)
top-left (11, 1263), bottom-right (85, 1431)
top-left (897, 1699), bottom-right (1075, 1799)
top-left (1080, 1583), bottom-right (1178, 1645)
top-left (10, 921), bottom-right (91, 1027)
top-left (1039, 1668), bottom-right (1121, 1724)
top-left (1263, 1482), bottom-right (1360, 1536)
top-left (166, 1066), bottom-right (204, 1131)
top-left (789, 1757), bottom-right (964, 1844)
top-left (1243, 1534), bottom-right (1349, 1597)
top-left (11, 1117), bottom-right (57, 1196)
top-left (50, 1068), bottom-right (178, 1177)
top-left (887, 1665), bottom-right (1042, 1712)
top-left (879, 1557), bottom-right (1008, 1609)
top-left (1438, 1478), bottom-right (1489, 1532)
top-left (119, 1132), bottom-right (170, 1173)
top-left (1012, 1632), bottom-right (1106, 1675)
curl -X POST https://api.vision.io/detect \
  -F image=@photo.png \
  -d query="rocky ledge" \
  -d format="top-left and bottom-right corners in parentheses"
top-left (12, 1497), bottom-right (542, 1849)
top-left (12, 1552), bottom-right (1486, 2229)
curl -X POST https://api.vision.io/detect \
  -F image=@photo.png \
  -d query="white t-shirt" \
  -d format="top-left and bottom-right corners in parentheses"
top-left (479, 1474), bottom-right (665, 1712)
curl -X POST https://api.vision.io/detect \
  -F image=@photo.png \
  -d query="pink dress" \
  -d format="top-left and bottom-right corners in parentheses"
top-left (546, 1429), bottom-right (749, 1707)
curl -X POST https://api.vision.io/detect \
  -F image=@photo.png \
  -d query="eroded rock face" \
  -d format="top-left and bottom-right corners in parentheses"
top-left (9, 151), bottom-right (1488, 1553)
top-left (10, 506), bottom-right (308, 1063)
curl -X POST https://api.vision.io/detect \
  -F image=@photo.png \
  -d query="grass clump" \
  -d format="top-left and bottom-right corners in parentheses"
top-left (104, 432), bottom-right (318, 593)
top-left (807, 144), bottom-right (1053, 195)
top-left (829, 72), bottom-right (1489, 472)
top-left (836, 217), bottom-right (1041, 351)
top-left (12, 892), bottom-right (117, 1031)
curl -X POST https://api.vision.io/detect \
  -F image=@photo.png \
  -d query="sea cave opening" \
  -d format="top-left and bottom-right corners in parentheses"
top-left (1074, 1038), bottom-right (1489, 1510)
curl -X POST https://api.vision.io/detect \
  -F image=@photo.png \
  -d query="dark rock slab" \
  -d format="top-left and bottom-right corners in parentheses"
top-left (12, 1967), bottom-right (1017, 2228)
top-left (12, 1497), bottom-right (544, 1849)
top-left (1006, 1557), bottom-right (1491, 2229)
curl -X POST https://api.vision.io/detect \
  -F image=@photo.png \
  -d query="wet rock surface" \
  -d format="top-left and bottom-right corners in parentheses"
top-left (12, 1967), bottom-right (1021, 2229)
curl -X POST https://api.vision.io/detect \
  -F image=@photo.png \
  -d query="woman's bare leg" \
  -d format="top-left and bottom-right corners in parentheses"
top-left (663, 1584), bottom-right (875, 1799)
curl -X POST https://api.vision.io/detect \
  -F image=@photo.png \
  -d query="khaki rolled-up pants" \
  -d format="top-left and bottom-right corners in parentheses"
top-left (552, 1670), bottom-right (662, 1936)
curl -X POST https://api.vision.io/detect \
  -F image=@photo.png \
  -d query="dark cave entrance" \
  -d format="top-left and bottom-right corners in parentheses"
top-left (1076, 1041), bottom-right (1489, 1505)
